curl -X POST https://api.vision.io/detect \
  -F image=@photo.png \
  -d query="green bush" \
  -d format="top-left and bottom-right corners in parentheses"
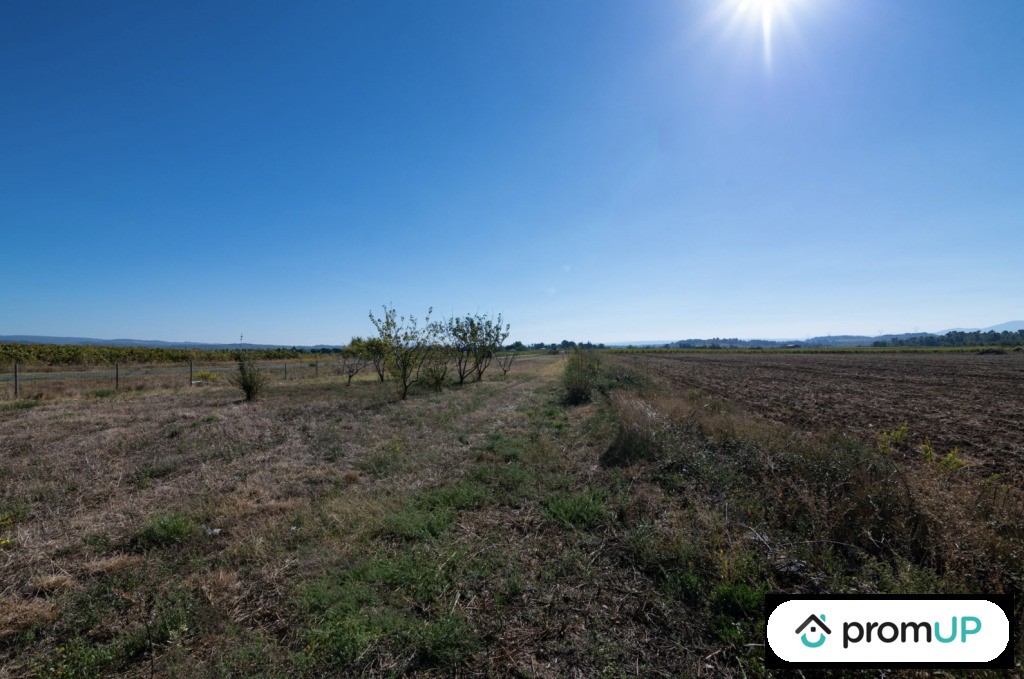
top-left (562, 348), bottom-right (601, 405)
top-left (229, 356), bottom-right (268, 402)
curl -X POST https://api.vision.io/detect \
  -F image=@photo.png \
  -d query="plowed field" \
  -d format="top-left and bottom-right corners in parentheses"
top-left (615, 351), bottom-right (1024, 478)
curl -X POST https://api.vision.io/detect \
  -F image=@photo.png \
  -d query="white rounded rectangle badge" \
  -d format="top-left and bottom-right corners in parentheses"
top-left (765, 594), bottom-right (1013, 669)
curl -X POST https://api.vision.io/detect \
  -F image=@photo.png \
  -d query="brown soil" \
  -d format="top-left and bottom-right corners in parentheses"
top-left (615, 351), bottom-right (1024, 478)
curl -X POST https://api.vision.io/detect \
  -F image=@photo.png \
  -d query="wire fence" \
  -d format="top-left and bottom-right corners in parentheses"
top-left (0, 359), bottom-right (346, 401)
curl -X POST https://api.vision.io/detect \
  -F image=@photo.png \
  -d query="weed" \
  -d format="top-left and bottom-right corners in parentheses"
top-left (710, 582), bottom-right (762, 620)
top-left (135, 511), bottom-right (195, 549)
top-left (876, 423), bottom-right (910, 454)
top-left (544, 489), bottom-right (610, 530)
top-left (937, 446), bottom-right (967, 472)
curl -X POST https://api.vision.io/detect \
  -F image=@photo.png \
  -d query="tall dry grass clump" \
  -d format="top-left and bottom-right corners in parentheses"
top-left (562, 348), bottom-right (601, 404)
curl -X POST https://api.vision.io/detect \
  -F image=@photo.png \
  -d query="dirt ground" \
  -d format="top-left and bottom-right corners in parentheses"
top-left (615, 351), bottom-right (1024, 478)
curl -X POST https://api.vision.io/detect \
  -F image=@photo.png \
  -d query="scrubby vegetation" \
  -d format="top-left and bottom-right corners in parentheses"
top-left (561, 347), bottom-right (602, 404)
top-left (228, 356), bottom-right (268, 402)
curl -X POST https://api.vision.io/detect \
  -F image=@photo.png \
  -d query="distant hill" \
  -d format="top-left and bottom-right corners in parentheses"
top-left (662, 321), bottom-right (1024, 349)
top-left (0, 335), bottom-right (341, 351)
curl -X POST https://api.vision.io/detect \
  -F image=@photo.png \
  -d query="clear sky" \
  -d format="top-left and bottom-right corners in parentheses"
top-left (3, 0), bottom-right (1022, 345)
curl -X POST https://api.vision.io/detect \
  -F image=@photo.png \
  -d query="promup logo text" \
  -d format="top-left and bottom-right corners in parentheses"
top-left (766, 595), bottom-right (1012, 668)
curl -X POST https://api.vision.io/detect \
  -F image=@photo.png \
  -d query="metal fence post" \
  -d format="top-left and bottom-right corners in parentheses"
top-left (13, 363), bottom-right (18, 399)
top-left (115, 362), bottom-right (120, 391)
top-left (190, 360), bottom-right (194, 386)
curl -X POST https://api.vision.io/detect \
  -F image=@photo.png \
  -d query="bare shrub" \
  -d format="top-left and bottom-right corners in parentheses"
top-left (496, 351), bottom-right (517, 377)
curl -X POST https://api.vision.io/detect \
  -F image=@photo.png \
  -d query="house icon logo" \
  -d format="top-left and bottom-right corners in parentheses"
top-left (796, 614), bottom-right (831, 648)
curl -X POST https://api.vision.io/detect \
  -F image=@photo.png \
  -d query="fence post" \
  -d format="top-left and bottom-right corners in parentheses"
top-left (13, 363), bottom-right (18, 399)
top-left (315, 361), bottom-right (319, 378)
top-left (115, 362), bottom-right (120, 391)
top-left (189, 360), bottom-right (193, 386)
top-left (284, 363), bottom-right (288, 380)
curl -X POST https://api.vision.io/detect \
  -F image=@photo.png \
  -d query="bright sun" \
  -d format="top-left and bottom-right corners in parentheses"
top-left (734, 0), bottom-right (799, 68)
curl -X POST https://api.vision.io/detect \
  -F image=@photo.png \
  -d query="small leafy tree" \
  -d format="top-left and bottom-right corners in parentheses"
top-left (471, 313), bottom-right (510, 381)
top-left (230, 354), bottom-right (268, 402)
top-left (341, 337), bottom-right (371, 386)
top-left (447, 313), bottom-right (511, 384)
top-left (447, 316), bottom-right (476, 385)
top-left (363, 337), bottom-right (389, 382)
top-left (369, 305), bottom-right (435, 400)
top-left (420, 330), bottom-right (453, 392)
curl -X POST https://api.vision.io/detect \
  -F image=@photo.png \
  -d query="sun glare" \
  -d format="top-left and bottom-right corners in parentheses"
top-left (730, 0), bottom-right (801, 70)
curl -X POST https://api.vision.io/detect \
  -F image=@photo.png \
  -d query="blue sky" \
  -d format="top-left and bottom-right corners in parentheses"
top-left (3, 0), bottom-right (1021, 345)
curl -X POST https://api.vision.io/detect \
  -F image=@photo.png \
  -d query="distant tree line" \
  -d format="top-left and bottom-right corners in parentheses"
top-left (0, 343), bottom-right (305, 367)
top-left (665, 338), bottom-right (788, 350)
top-left (874, 330), bottom-right (1024, 348)
top-left (522, 340), bottom-right (607, 352)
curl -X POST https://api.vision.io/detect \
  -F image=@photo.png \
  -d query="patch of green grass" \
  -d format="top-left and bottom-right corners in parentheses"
top-left (299, 547), bottom-right (480, 672)
top-left (0, 502), bottom-right (30, 530)
top-left (33, 636), bottom-right (120, 679)
top-left (416, 480), bottom-right (491, 512)
top-left (357, 449), bottom-right (403, 479)
top-left (134, 511), bottom-right (195, 549)
top-left (378, 506), bottom-right (456, 542)
top-left (709, 582), bottom-right (762, 621)
top-left (465, 464), bottom-right (532, 502)
top-left (209, 633), bottom-right (289, 678)
top-left (136, 460), bottom-right (178, 482)
top-left (0, 399), bottom-right (41, 411)
top-left (544, 489), bottom-right (610, 530)
top-left (90, 389), bottom-right (116, 399)
top-left (481, 432), bottom-right (524, 462)
top-left (199, 414), bottom-right (221, 423)
top-left (82, 532), bottom-right (111, 552)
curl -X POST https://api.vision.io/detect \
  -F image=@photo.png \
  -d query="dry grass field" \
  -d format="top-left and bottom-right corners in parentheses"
top-left (1, 351), bottom-right (1022, 677)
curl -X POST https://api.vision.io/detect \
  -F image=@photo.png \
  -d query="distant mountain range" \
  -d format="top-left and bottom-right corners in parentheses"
top-left (1, 321), bottom-right (1022, 350)
top-left (662, 321), bottom-right (1024, 349)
